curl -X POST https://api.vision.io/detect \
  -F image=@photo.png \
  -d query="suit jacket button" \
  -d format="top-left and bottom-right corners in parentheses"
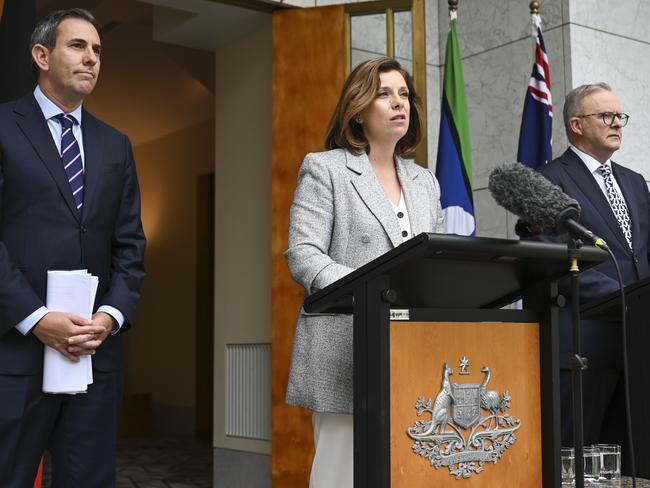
top-left (361, 233), bottom-right (370, 243)
top-left (81, 226), bottom-right (87, 233)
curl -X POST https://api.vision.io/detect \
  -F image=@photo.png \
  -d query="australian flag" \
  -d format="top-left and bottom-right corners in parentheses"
top-left (517, 19), bottom-right (552, 169)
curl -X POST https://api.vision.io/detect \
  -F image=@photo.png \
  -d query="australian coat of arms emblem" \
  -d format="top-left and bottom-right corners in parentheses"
top-left (407, 361), bottom-right (521, 479)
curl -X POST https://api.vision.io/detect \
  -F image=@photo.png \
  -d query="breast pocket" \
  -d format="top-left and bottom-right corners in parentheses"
top-left (97, 163), bottom-right (123, 193)
top-left (102, 162), bottom-right (122, 172)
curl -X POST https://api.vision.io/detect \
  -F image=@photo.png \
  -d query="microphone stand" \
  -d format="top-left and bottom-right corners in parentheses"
top-left (568, 237), bottom-right (587, 488)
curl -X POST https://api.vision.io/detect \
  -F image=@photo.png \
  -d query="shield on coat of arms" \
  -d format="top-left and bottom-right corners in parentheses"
top-left (451, 383), bottom-right (480, 428)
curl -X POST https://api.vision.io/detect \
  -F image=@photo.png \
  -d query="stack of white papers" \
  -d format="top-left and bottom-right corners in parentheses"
top-left (43, 270), bottom-right (99, 394)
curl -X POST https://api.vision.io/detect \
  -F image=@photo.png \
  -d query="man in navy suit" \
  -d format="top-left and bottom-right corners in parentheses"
top-left (538, 83), bottom-right (650, 469)
top-left (0, 8), bottom-right (146, 486)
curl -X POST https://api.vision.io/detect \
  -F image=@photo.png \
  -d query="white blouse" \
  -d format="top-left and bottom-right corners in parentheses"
top-left (390, 191), bottom-right (413, 242)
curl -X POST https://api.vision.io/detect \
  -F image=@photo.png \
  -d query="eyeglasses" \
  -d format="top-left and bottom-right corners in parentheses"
top-left (576, 112), bottom-right (630, 127)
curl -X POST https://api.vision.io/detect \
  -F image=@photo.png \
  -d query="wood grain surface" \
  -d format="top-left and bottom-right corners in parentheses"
top-left (390, 321), bottom-right (543, 487)
top-left (271, 6), bottom-right (346, 487)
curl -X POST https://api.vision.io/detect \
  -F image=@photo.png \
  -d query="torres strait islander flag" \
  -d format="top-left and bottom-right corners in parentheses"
top-left (435, 11), bottom-right (475, 236)
top-left (517, 15), bottom-right (552, 169)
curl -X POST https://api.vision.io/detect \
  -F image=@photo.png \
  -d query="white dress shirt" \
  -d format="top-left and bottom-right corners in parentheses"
top-left (570, 145), bottom-right (628, 205)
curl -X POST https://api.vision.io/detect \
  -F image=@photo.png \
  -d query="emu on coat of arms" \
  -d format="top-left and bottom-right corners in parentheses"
top-left (407, 362), bottom-right (521, 479)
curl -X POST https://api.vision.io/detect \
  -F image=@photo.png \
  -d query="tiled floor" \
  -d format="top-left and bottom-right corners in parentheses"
top-left (42, 437), bottom-right (212, 487)
top-left (623, 477), bottom-right (650, 487)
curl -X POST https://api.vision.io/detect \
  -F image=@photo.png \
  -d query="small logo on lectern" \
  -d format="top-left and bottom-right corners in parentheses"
top-left (407, 362), bottom-right (521, 479)
top-left (459, 356), bottom-right (470, 375)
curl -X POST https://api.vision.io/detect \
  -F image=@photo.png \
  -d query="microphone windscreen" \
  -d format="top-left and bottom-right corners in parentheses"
top-left (514, 219), bottom-right (541, 238)
top-left (488, 163), bottom-right (581, 235)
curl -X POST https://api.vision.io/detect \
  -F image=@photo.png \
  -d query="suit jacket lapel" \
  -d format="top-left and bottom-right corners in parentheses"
top-left (14, 95), bottom-right (80, 222)
top-left (396, 157), bottom-right (426, 236)
top-left (80, 110), bottom-right (104, 223)
top-left (561, 149), bottom-right (629, 250)
top-left (346, 150), bottom-right (403, 247)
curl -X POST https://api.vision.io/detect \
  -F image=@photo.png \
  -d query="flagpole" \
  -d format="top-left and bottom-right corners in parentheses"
top-left (448, 0), bottom-right (458, 20)
top-left (530, 1), bottom-right (541, 33)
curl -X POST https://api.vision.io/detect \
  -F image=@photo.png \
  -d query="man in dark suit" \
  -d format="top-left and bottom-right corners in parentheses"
top-left (537, 83), bottom-right (650, 469)
top-left (0, 8), bottom-right (146, 486)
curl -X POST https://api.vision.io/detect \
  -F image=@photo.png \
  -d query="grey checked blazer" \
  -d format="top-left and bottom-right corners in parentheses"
top-left (285, 148), bottom-right (444, 413)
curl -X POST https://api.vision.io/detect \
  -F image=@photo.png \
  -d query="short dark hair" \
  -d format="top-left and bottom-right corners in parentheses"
top-left (30, 8), bottom-right (96, 72)
top-left (324, 57), bottom-right (424, 157)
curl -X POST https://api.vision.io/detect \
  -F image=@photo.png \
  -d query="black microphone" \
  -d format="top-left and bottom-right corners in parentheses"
top-left (488, 163), bottom-right (609, 250)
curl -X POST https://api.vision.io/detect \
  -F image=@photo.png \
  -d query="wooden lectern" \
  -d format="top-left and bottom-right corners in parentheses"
top-left (582, 276), bottom-right (650, 478)
top-left (304, 233), bottom-right (606, 488)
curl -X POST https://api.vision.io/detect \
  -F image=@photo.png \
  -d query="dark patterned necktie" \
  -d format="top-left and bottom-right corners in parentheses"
top-left (57, 114), bottom-right (84, 214)
top-left (597, 164), bottom-right (632, 250)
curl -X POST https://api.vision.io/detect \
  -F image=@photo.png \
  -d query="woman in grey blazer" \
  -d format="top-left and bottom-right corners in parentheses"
top-left (285, 57), bottom-right (444, 488)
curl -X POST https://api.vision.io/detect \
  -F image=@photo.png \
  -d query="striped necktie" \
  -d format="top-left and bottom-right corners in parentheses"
top-left (597, 164), bottom-right (632, 250)
top-left (57, 114), bottom-right (84, 214)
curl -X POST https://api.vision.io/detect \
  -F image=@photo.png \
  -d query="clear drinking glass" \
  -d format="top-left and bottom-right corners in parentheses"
top-left (593, 444), bottom-right (621, 483)
top-left (561, 447), bottom-right (575, 485)
top-left (583, 446), bottom-right (601, 483)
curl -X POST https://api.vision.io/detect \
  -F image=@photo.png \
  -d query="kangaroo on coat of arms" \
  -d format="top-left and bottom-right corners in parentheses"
top-left (407, 362), bottom-right (521, 479)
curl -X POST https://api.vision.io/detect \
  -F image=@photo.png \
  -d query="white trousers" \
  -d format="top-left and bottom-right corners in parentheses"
top-left (309, 412), bottom-right (353, 488)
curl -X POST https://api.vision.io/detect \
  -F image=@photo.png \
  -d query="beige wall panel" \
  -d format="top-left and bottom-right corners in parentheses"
top-left (213, 23), bottom-right (273, 455)
top-left (129, 120), bottom-right (215, 431)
